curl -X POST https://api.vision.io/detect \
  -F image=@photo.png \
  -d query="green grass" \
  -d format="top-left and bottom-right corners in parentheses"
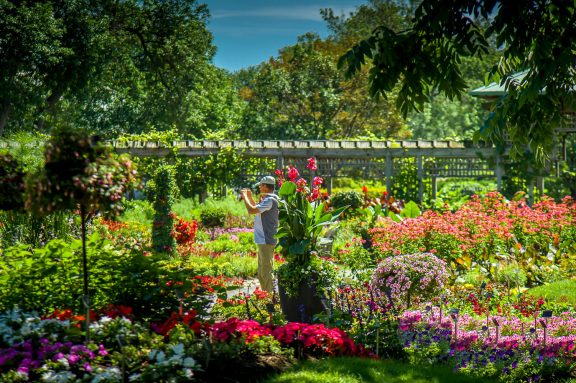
top-left (262, 357), bottom-right (497, 383)
top-left (120, 196), bottom-right (250, 225)
top-left (526, 279), bottom-right (576, 306)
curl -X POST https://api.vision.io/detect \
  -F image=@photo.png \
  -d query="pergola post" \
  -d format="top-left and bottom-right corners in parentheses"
top-left (417, 155), bottom-right (424, 203)
top-left (385, 153), bottom-right (393, 193)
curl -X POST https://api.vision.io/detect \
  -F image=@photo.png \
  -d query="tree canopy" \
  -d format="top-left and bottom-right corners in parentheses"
top-left (339, 0), bottom-right (576, 159)
top-left (0, 0), bottom-right (232, 137)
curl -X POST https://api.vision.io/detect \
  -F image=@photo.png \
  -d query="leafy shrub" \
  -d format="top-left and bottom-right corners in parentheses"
top-left (330, 190), bottom-right (363, 215)
top-left (495, 263), bottom-right (528, 289)
top-left (372, 252), bottom-right (449, 308)
top-left (151, 165), bottom-right (177, 254)
top-left (0, 234), bottom-right (151, 315)
top-left (200, 206), bottom-right (227, 228)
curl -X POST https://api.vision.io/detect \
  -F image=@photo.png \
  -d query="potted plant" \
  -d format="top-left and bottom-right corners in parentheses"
top-left (275, 159), bottom-right (346, 322)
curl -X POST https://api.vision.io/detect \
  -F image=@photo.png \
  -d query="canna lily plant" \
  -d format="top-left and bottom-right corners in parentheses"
top-left (274, 159), bottom-right (346, 299)
top-left (275, 161), bottom-right (346, 264)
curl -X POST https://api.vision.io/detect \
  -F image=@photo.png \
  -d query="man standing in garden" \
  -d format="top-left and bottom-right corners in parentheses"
top-left (240, 176), bottom-right (279, 294)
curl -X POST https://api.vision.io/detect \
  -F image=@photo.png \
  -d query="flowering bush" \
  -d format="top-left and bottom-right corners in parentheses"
top-left (25, 128), bottom-right (139, 215)
top-left (372, 252), bottom-right (449, 308)
top-left (172, 215), bottom-right (198, 250)
top-left (208, 318), bottom-right (367, 358)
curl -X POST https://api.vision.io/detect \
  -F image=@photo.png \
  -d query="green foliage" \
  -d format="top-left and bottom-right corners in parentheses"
top-left (236, 33), bottom-right (409, 140)
top-left (151, 165), bottom-right (177, 254)
top-left (0, 153), bottom-right (25, 210)
top-left (0, 210), bottom-right (78, 249)
top-left (0, 0), bottom-right (227, 137)
top-left (390, 157), bottom-right (432, 203)
top-left (199, 206), bottom-right (227, 228)
top-left (495, 264), bottom-right (528, 289)
top-left (0, 233), bottom-right (172, 317)
top-left (335, 242), bottom-right (375, 282)
top-left (330, 190), bottom-right (363, 216)
top-left (340, 0), bottom-right (576, 160)
top-left (120, 200), bottom-right (155, 225)
top-left (0, 131), bottom-right (46, 171)
top-left (426, 178), bottom-right (497, 211)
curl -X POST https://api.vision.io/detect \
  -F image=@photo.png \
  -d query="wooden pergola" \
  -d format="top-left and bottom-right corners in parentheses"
top-left (106, 139), bottom-right (503, 202)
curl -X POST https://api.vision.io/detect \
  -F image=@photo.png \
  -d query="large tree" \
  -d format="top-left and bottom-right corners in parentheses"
top-left (340, 0), bottom-right (576, 159)
top-left (236, 34), bottom-right (409, 140)
top-left (0, 0), bottom-right (223, 137)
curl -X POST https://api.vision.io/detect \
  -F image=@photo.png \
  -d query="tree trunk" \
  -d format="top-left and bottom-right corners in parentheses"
top-left (36, 90), bottom-right (63, 131)
top-left (0, 104), bottom-right (12, 136)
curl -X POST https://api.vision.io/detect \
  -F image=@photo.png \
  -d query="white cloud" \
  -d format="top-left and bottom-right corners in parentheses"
top-left (211, 5), bottom-right (355, 21)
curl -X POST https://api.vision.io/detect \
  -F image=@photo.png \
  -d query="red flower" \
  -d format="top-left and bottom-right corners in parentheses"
top-left (312, 176), bottom-right (323, 186)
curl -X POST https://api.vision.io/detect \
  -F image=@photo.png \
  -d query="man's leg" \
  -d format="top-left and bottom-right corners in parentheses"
top-left (257, 244), bottom-right (275, 293)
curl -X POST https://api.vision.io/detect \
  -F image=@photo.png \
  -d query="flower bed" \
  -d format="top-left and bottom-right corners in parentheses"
top-left (370, 193), bottom-right (576, 284)
top-left (0, 306), bottom-right (370, 382)
top-left (399, 308), bottom-right (576, 382)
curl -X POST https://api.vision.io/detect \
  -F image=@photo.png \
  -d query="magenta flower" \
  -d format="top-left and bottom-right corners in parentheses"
top-left (306, 157), bottom-right (317, 171)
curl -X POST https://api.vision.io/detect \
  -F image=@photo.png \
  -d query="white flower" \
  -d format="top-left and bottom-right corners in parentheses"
top-left (90, 367), bottom-right (122, 383)
top-left (183, 357), bottom-right (196, 368)
top-left (42, 370), bottom-right (76, 383)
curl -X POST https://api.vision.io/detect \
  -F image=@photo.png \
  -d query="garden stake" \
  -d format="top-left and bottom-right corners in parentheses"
top-left (250, 299), bottom-right (265, 318)
top-left (376, 326), bottom-right (380, 358)
top-left (438, 294), bottom-right (446, 326)
top-left (450, 308), bottom-right (459, 343)
top-left (541, 310), bottom-right (552, 346)
top-left (116, 335), bottom-right (127, 383)
top-left (81, 205), bottom-right (91, 344)
top-left (492, 318), bottom-right (500, 344)
top-left (245, 293), bottom-right (252, 320)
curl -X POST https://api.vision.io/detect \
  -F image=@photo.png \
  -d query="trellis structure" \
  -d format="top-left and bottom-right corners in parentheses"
top-left (109, 139), bottom-right (505, 202)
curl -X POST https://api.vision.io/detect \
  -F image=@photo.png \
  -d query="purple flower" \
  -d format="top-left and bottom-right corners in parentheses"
top-left (98, 344), bottom-right (108, 356)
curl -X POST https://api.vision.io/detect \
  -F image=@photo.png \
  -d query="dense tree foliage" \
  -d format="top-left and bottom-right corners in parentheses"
top-left (236, 33), bottom-right (409, 140)
top-left (0, 0), bottom-right (239, 137)
top-left (235, 0), bottom-right (497, 141)
top-left (340, 0), bottom-right (576, 158)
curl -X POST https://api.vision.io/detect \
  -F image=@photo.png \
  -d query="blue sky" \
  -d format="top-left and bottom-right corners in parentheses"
top-left (202, 0), bottom-right (368, 72)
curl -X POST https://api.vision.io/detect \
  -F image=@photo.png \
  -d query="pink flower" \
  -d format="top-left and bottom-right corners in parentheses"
top-left (287, 166), bottom-right (299, 181)
top-left (306, 157), bottom-right (317, 171)
top-left (312, 176), bottom-right (323, 186)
